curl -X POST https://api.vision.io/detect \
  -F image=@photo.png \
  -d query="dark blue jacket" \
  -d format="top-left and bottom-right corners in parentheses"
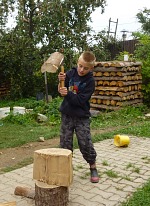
top-left (59, 67), bottom-right (95, 117)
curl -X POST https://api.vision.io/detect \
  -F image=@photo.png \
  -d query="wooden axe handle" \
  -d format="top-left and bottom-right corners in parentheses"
top-left (60, 65), bottom-right (65, 87)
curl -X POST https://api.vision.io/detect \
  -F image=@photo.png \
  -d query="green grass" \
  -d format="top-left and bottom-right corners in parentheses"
top-left (104, 170), bottom-right (119, 178)
top-left (121, 179), bottom-right (150, 206)
top-left (0, 123), bottom-right (60, 148)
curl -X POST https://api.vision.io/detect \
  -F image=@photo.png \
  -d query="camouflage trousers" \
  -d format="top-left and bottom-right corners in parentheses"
top-left (60, 114), bottom-right (97, 165)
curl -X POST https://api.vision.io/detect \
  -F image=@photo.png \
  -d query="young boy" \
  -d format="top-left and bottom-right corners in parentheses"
top-left (58, 51), bottom-right (99, 183)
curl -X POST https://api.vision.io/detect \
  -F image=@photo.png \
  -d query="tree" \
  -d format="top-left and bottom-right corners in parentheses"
top-left (134, 7), bottom-right (150, 106)
top-left (136, 8), bottom-right (150, 34)
top-left (0, 0), bottom-right (108, 99)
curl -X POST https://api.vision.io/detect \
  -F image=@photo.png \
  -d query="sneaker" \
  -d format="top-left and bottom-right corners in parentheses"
top-left (90, 168), bottom-right (99, 183)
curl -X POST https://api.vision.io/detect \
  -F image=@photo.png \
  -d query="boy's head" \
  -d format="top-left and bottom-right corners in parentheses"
top-left (77, 51), bottom-right (96, 76)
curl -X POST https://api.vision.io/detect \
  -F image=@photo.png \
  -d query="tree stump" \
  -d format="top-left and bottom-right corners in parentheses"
top-left (35, 181), bottom-right (69, 206)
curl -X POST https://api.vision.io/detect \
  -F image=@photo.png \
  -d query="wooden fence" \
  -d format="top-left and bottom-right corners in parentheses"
top-left (109, 39), bottom-right (138, 60)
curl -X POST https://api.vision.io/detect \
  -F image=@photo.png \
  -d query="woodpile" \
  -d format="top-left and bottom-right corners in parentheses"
top-left (90, 61), bottom-right (143, 110)
top-left (0, 75), bottom-right (10, 99)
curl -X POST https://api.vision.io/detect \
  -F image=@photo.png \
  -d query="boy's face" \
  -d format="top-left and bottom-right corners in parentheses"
top-left (77, 58), bottom-right (93, 76)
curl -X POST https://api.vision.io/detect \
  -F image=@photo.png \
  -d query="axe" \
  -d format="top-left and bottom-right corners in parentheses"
top-left (40, 52), bottom-right (65, 102)
top-left (41, 52), bottom-right (65, 87)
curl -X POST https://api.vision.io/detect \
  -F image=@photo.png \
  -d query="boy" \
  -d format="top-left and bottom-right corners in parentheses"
top-left (58, 51), bottom-right (99, 183)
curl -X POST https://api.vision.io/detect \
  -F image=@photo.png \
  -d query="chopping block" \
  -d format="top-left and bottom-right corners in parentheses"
top-left (33, 148), bottom-right (73, 206)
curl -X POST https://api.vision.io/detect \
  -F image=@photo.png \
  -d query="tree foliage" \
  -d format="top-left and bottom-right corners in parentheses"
top-left (136, 8), bottom-right (150, 34)
top-left (134, 33), bottom-right (150, 106)
top-left (0, 0), bottom-right (110, 99)
top-left (134, 7), bottom-right (150, 106)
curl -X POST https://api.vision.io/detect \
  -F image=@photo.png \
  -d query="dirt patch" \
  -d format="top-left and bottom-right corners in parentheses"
top-left (0, 138), bottom-right (59, 170)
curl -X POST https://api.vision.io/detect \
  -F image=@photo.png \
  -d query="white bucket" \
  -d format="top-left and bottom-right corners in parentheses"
top-left (13, 106), bottom-right (26, 115)
top-left (124, 54), bottom-right (129, 61)
top-left (0, 107), bottom-right (10, 119)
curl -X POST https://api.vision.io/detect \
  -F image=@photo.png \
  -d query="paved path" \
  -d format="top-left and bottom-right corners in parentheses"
top-left (0, 137), bottom-right (150, 206)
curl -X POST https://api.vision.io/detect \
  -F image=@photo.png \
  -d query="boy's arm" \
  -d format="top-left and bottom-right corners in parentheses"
top-left (65, 80), bottom-right (95, 106)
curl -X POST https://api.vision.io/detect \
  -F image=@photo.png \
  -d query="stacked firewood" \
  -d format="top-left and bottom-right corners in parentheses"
top-left (90, 61), bottom-right (143, 110)
top-left (0, 77), bottom-right (10, 99)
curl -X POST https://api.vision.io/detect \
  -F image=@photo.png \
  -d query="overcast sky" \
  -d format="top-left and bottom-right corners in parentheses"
top-left (89, 0), bottom-right (149, 40)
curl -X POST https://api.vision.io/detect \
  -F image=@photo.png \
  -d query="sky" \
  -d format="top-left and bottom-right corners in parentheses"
top-left (7, 0), bottom-right (149, 40)
top-left (89, 0), bottom-right (149, 40)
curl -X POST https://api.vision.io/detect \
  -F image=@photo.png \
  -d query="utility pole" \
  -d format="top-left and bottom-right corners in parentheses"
top-left (108, 18), bottom-right (118, 40)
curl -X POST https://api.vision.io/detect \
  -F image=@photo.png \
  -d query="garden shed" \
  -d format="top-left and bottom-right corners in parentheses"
top-left (90, 61), bottom-right (143, 110)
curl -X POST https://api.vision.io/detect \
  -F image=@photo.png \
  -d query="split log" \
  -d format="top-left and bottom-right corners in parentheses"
top-left (110, 100), bottom-right (117, 106)
top-left (0, 202), bottom-right (16, 206)
top-left (138, 84), bottom-right (142, 90)
top-left (122, 96), bottom-right (127, 100)
top-left (110, 71), bottom-right (116, 76)
top-left (127, 76), bottom-right (132, 81)
top-left (106, 100), bottom-right (110, 105)
top-left (109, 91), bottom-right (116, 96)
top-left (103, 81), bottom-right (109, 86)
top-left (103, 71), bottom-right (110, 76)
top-left (128, 86), bottom-right (131, 91)
top-left (94, 74), bottom-right (140, 81)
top-left (116, 91), bottom-right (141, 98)
top-left (97, 80), bottom-right (103, 85)
top-left (90, 98), bottom-right (97, 103)
top-left (131, 85), bottom-right (135, 91)
top-left (102, 99), bottom-right (106, 105)
top-left (116, 71), bottom-right (122, 76)
top-left (95, 86), bottom-right (129, 92)
top-left (35, 181), bottom-right (69, 206)
top-left (90, 103), bottom-right (119, 110)
top-left (14, 186), bottom-right (35, 199)
top-left (116, 99), bottom-right (143, 106)
top-left (97, 99), bottom-right (101, 104)
top-left (33, 148), bottom-right (73, 187)
top-left (99, 91), bottom-right (105, 95)
top-left (95, 71), bottom-right (102, 76)
top-left (117, 80), bottom-right (142, 87)
top-left (103, 62), bottom-right (109, 67)
top-left (117, 81), bottom-right (124, 87)
top-left (94, 61), bottom-right (142, 70)
top-left (105, 91), bottom-right (110, 95)
top-left (94, 66), bottom-right (122, 72)
top-left (135, 85), bottom-right (139, 90)
top-left (110, 81), bottom-right (117, 86)
top-left (92, 95), bottom-right (122, 101)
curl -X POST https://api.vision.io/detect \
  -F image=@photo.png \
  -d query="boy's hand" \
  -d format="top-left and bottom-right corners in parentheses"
top-left (59, 87), bottom-right (68, 97)
top-left (58, 72), bottom-right (66, 82)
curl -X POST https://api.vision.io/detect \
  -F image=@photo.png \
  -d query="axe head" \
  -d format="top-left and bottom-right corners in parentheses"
top-left (41, 52), bottom-right (64, 73)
